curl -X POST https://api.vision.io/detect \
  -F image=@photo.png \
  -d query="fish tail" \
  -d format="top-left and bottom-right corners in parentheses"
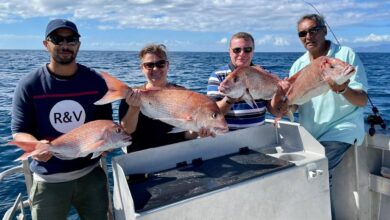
top-left (9, 141), bottom-right (51, 161)
top-left (8, 141), bottom-right (38, 153)
top-left (94, 72), bottom-right (130, 105)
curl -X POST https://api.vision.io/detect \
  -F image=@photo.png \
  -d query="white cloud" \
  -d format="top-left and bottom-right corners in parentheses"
top-left (0, 0), bottom-right (388, 32)
top-left (257, 35), bottom-right (290, 47)
top-left (0, 34), bottom-right (41, 40)
top-left (353, 34), bottom-right (390, 43)
top-left (219, 37), bottom-right (228, 44)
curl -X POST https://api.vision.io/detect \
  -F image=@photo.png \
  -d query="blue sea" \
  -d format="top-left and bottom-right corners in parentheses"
top-left (0, 50), bottom-right (389, 218)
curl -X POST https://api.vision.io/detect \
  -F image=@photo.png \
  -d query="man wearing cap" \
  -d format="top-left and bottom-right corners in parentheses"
top-left (11, 19), bottom-right (112, 219)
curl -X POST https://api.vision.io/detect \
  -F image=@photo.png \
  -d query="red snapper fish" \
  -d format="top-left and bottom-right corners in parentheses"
top-left (9, 120), bottom-right (132, 161)
top-left (285, 56), bottom-right (355, 105)
top-left (94, 72), bottom-right (228, 134)
top-left (219, 66), bottom-right (282, 107)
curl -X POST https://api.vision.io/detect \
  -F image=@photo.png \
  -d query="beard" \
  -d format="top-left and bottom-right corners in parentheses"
top-left (52, 48), bottom-right (77, 64)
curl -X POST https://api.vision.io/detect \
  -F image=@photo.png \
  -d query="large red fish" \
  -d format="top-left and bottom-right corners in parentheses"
top-left (9, 120), bottom-right (131, 161)
top-left (219, 66), bottom-right (281, 107)
top-left (94, 72), bottom-right (228, 134)
top-left (286, 56), bottom-right (355, 105)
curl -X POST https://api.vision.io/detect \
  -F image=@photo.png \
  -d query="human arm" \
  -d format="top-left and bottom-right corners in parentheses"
top-left (12, 132), bottom-right (52, 162)
top-left (328, 48), bottom-right (368, 107)
top-left (326, 79), bottom-right (368, 107)
top-left (267, 78), bottom-right (291, 116)
top-left (119, 89), bottom-right (142, 134)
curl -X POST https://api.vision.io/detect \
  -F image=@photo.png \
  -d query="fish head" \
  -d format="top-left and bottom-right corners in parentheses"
top-left (320, 57), bottom-right (355, 85)
top-left (196, 102), bottom-right (229, 134)
top-left (103, 123), bottom-right (132, 145)
top-left (218, 68), bottom-right (248, 99)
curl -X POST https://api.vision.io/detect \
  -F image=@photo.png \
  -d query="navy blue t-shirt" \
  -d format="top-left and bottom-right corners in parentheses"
top-left (118, 84), bottom-right (187, 153)
top-left (11, 64), bottom-right (112, 175)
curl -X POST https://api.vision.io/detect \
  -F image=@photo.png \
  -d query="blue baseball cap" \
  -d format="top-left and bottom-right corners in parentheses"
top-left (45, 19), bottom-right (80, 38)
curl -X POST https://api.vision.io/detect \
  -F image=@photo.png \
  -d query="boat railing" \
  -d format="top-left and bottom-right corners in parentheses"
top-left (0, 160), bottom-right (31, 220)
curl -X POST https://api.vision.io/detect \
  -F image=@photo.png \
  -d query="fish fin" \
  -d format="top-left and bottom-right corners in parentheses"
top-left (244, 98), bottom-right (254, 108)
top-left (91, 152), bottom-right (102, 159)
top-left (94, 72), bottom-right (130, 105)
top-left (94, 91), bottom-right (124, 105)
top-left (8, 141), bottom-right (38, 153)
top-left (79, 140), bottom-right (104, 157)
top-left (53, 153), bottom-right (74, 160)
top-left (155, 117), bottom-right (193, 122)
top-left (168, 127), bottom-right (186, 133)
top-left (288, 109), bottom-right (295, 122)
top-left (242, 92), bottom-right (258, 109)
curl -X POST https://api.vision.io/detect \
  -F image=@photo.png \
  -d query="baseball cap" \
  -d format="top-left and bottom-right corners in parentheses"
top-left (45, 19), bottom-right (80, 38)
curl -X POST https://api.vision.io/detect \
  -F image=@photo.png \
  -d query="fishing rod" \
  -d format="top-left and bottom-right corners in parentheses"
top-left (304, 1), bottom-right (387, 136)
top-left (304, 1), bottom-right (341, 45)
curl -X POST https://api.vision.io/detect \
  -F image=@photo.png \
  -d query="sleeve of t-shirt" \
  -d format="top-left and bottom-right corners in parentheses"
top-left (11, 79), bottom-right (35, 134)
top-left (344, 50), bottom-right (368, 92)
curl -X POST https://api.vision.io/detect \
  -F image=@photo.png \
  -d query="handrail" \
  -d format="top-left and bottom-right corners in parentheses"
top-left (0, 165), bottom-right (23, 181)
top-left (2, 193), bottom-right (30, 220)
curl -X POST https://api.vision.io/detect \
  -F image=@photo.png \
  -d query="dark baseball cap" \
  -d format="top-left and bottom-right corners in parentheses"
top-left (45, 19), bottom-right (80, 38)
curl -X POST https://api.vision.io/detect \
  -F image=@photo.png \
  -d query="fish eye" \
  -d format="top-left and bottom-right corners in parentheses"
top-left (115, 127), bottom-right (122, 133)
top-left (233, 76), bottom-right (238, 83)
top-left (211, 112), bottom-right (217, 119)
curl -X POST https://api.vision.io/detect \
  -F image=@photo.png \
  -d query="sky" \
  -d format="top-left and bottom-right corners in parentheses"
top-left (0, 0), bottom-right (389, 52)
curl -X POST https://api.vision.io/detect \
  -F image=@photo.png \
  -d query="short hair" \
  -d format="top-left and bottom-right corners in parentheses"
top-left (139, 44), bottom-right (168, 61)
top-left (297, 14), bottom-right (326, 28)
top-left (230, 32), bottom-right (255, 48)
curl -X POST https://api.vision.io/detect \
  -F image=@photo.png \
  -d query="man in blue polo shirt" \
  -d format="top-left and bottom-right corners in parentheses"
top-left (207, 32), bottom-right (284, 130)
top-left (11, 19), bottom-right (112, 220)
top-left (290, 14), bottom-right (368, 219)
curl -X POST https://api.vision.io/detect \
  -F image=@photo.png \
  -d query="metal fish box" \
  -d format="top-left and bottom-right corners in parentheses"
top-left (112, 121), bottom-right (331, 220)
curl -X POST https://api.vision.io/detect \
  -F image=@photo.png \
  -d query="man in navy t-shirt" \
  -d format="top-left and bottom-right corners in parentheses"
top-left (11, 19), bottom-right (112, 220)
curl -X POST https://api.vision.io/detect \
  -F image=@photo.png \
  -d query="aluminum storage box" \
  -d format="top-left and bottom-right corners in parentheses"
top-left (112, 121), bottom-right (331, 220)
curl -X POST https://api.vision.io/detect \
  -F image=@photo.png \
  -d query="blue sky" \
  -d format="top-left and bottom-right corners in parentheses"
top-left (0, 0), bottom-right (389, 52)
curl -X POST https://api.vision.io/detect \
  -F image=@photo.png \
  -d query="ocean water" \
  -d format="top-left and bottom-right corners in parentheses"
top-left (0, 50), bottom-right (389, 218)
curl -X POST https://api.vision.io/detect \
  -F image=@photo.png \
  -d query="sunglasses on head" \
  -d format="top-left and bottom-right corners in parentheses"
top-left (231, 47), bottom-right (253, 54)
top-left (298, 26), bottom-right (324, 37)
top-left (142, 60), bottom-right (168, 69)
top-left (48, 35), bottom-right (80, 46)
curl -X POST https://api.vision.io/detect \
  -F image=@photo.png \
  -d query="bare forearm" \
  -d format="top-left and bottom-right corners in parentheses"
top-left (341, 88), bottom-right (367, 107)
top-left (120, 107), bottom-right (141, 134)
top-left (216, 97), bottom-right (233, 115)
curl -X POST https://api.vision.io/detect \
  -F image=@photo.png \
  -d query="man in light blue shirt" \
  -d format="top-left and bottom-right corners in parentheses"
top-left (290, 14), bottom-right (368, 219)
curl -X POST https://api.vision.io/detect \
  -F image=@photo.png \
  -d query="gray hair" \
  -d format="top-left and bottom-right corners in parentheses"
top-left (230, 32), bottom-right (255, 49)
top-left (297, 14), bottom-right (326, 28)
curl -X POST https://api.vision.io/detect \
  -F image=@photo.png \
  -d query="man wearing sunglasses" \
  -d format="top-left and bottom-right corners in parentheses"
top-left (207, 32), bottom-right (284, 131)
top-left (289, 14), bottom-right (368, 219)
top-left (11, 19), bottom-right (112, 219)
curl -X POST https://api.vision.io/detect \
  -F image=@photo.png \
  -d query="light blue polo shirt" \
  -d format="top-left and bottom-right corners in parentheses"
top-left (289, 41), bottom-right (368, 145)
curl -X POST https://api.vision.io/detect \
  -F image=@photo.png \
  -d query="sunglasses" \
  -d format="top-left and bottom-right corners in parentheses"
top-left (231, 47), bottom-right (253, 54)
top-left (298, 26), bottom-right (324, 37)
top-left (142, 60), bottom-right (168, 70)
top-left (48, 35), bottom-right (80, 46)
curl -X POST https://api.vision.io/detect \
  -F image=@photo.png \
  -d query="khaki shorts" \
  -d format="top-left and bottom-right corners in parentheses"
top-left (30, 166), bottom-right (108, 220)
